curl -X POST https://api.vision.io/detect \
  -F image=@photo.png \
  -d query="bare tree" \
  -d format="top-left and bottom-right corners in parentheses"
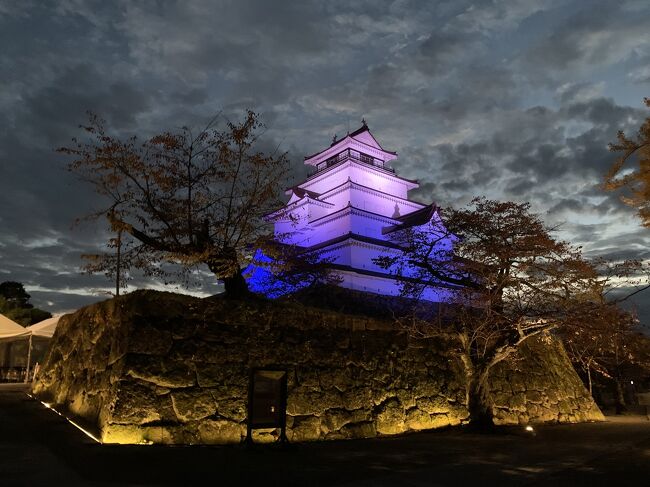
top-left (59, 111), bottom-right (290, 297)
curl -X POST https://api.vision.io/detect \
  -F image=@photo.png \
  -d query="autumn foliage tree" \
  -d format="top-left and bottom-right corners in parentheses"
top-left (562, 302), bottom-right (640, 410)
top-left (59, 111), bottom-right (290, 297)
top-left (377, 198), bottom-right (602, 427)
top-left (561, 259), bottom-right (650, 411)
top-left (605, 97), bottom-right (650, 227)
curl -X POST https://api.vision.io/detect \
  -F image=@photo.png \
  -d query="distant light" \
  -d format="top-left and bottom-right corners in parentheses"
top-left (631, 380), bottom-right (634, 385)
top-left (525, 425), bottom-right (534, 432)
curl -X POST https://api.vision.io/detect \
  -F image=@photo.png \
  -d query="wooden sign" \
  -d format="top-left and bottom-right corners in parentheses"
top-left (246, 368), bottom-right (288, 444)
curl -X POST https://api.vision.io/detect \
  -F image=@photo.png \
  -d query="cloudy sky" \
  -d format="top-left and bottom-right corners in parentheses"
top-left (1, 0), bottom-right (649, 319)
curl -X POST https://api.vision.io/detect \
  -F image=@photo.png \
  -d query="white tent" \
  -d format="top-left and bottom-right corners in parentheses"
top-left (23, 315), bottom-right (62, 381)
top-left (0, 313), bottom-right (28, 340)
top-left (0, 314), bottom-right (62, 382)
top-left (26, 315), bottom-right (61, 338)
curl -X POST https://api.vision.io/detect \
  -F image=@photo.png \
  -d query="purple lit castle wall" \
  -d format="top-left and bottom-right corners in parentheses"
top-left (245, 122), bottom-right (455, 302)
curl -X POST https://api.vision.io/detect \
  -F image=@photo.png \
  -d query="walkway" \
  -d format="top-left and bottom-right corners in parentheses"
top-left (1, 390), bottom-right (649, 486)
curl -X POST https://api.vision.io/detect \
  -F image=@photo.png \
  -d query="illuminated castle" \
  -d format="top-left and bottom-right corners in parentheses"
top-left (246, 122), bottom-right (454, 302)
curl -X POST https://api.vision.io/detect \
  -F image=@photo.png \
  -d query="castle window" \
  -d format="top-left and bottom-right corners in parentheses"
top-left (359, 153), bottom-right (374, 164)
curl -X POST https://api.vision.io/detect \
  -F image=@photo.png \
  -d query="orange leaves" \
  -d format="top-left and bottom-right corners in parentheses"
top-left (605, 97), bottom-right (650, 227)
top-left (60, 110), bottom-right (290, 293)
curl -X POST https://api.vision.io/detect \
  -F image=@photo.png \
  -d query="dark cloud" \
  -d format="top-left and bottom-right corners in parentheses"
top-left (523, 1), bottom-right (650, 75)
top-left (0, 0), bottom-right (648, 323)
top-left (416, 31), bottom-right (479, 74)
top-left (628, 64), bottom-right (650, 85)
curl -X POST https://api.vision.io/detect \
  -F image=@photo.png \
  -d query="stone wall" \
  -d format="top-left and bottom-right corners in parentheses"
top-left (32, 291), bottom-right (603, 444)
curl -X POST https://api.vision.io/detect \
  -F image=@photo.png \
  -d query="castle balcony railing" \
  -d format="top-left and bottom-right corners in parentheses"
top-left (309, 149), bottom-right (395, 177)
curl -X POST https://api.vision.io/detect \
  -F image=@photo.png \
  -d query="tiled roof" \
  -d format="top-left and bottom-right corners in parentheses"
top-left (303, 123), bottom-right (397, 160)
top-left (292, 187), bottom-right (322, 200)
top-left (382, 204), bottom-right (437, 234)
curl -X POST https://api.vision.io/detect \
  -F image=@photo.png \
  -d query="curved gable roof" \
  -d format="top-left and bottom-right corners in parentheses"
top-left (304, 123), bottom-right (397, 163)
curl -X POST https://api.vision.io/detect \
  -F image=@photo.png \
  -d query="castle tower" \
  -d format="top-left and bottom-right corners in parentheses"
top-left (245, 122), bottom-right (453, 302)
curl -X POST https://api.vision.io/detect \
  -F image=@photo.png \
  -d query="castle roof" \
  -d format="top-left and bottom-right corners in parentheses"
top-left (291, 187), bottom-right (321, 200)
top-left (382, 203), bottom-right (438, 234)
top-left (304, 122), bottom-right (397, 165)
top-left (298, 156), bottom-right (419, 190)
top-left (265, 188), bottom-right (333, 220)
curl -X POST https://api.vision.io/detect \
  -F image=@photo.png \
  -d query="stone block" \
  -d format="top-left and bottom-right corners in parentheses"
top-left (215, 396), bottom-right (246, 421)
top-left (394, 388), bottom-right (416, 409)
top-left (509, 375), bottom-right (527, 393)
top-left (251, 428), bottom-right (279, 443)
top-left (416, 395), bottom-right (450, 415)
top-left (405, 408), bottom-right (434, 430)
top-left (557, 399), bottom-right (573, 415)
top-left (68, 389), bottom-right (101, 422)
top-left (341, 387), bottom-right (374, 411)
top-left (375, 398), bottom-right (405, 435)
top-left (171, 390), bottom-right (216, 422)
top-left (125, 355), bottom-right (196, 388)
top-left (287, 390), bottom-right (325, 416)
top-left (322, 408), bottom-right (369, 433)
top-left (525, 390), bottom-right (543, 404)
top-left (340, 421), bottom-right (376, 439)
top-left (198, 419), bottom-right (243, 444)
top-left (128, 325), bottom-right (173, 355)
top-left (102, 424), bottom-right (146, 444)
top-left (493, 408), bottom-right (519, 425)
top-left (109, 381), bottom-right (163, 425)
top-left (290, 415), bottom-right (322, 442)
top-left (195, 363), bottom-right (227, 388)
top-left (295, 369), bottom-right (320, 388)
top-left (318, 369), bottom-right (350, 392)
top-left (507, 393), bottom-right (527, 412)
top-left (412, 377), bottom-right (444, 399)
top-left (143, 425), bottom-right (185, 445)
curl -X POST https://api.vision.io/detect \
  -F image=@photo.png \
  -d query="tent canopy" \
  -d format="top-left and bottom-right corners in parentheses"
top-left (0, 313), bottom-right (29, 340)
top-left (26, 315), bottom-right (61, 338)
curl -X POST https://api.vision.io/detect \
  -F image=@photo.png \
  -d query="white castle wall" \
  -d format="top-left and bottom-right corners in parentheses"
top-left (300, 162), bottom-right (414, 200)
top-left (249, 126), bottom-right (457, 303)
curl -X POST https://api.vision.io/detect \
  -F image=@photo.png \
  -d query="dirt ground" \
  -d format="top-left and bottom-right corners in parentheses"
top-left (1, 386), bottom-right (650, 486)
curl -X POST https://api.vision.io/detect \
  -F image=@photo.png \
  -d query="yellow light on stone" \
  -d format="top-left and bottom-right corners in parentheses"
top-left (66, 417), bottom-right (102, 443)
top-left (28, 394), bottom-right (102, 444)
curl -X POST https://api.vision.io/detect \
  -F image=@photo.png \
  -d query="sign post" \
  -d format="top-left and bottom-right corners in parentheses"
top-left (246, 368), bottom-right (289, 444)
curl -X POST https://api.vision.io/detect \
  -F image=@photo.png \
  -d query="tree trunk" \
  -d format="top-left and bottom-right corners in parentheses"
top-left (222, 270), bottom-right (250, 298)
top-left (206, 249), bottom-right (250, 299)
top-left (614, 378), bottom-right (627, 415)
top-left (115, 228), bottom-right (122, 297)
top-left (466, 375), bottom-right (494, 430)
